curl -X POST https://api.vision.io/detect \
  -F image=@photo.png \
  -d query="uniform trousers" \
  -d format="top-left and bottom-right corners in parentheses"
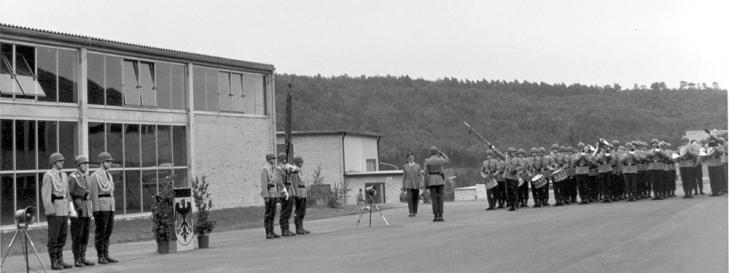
top-left (680, 167), bottom-right (696, 196)
top-left (406, 189), bottom-right (420, 214)
top-left (264, 197), bottom-right (278, 233)
top-left (505, 179), bottom-right (519, 209)
top-left (708, 166), bottom-right (725, 195)
top-left (294, 196), bottom-right (307, 229)
top-left (47, 215), bottom-right (69, 260)
top-left (598, 173), bottom-right (611, 201)
top-left (530, 182), bottom-right (542, 206)
top-left (279, 196), bottom-right (294, 230)
top-left (70, 216), bottom-right (91, 258)
top-left (648, 170), bottom-right (664, 198)
top-left (496, 181), bottom-right (507, 207)
top-left (552, 180), bottom-right (563, 204)
top-left (694, 165), bottom-right (704, 194)
top-left (576, 174), bottom-right (590, 203)
top-left (486, 187), bottom-right (497, 208)
top-left (518, 181), bottom-right (529, 206)
top-left (568, 176), bottom-right (578, 203)
top-left (93, 211), bottom-right (114, 257)
top-left (623, 173), bottom-right (638, 199)
top-left (428, 185), bottom-right (445, 217)
top-left (666, 170), bottom-right (676, 194)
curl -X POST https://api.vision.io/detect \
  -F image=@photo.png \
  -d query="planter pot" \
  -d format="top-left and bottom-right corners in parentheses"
top-left (157, 240), bottom-right (177, 254)
top-left (197, 234), bottom-right (210, 249)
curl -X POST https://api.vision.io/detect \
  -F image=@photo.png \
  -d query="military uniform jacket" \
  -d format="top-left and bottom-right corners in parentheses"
top-left (703, 145), bottom-right (725, 167)
top-left (481, 159), bottom-right (504, 182)
top-left (41, 169), bottom-right (70, 216)
top-left (677, 144), bottom-right (700, 168)
top-left (278, 163), bottom-right (296, 197)
top-left (520, 157), bottom-right (534, 180)
top-left (68, 170), bottom-right (93, 218)
top-left (424, 154), bottom-right (448, 187)
top-left (288, 164), bottom-right (307, 198)
top-left (503, 156), bottom-right (524, 181)
top-left (620, 153), bottom-right (640, 174)
top-left (662, 149), bottom-right (676, 170)
top-left (573, 154), bottom-right (596, 175)
top-left (260, 164), bottom-right (282, 198)
top-left (646, 149), bottom-right (667, 170)
top-left (636, 150), bottom-right (648, 172)
top-left (402, 162), bottom-right (423, 189)
top-left (596, 151), bottom-right (615, 173)
top-left (89, 168), bottom-right (115, 212)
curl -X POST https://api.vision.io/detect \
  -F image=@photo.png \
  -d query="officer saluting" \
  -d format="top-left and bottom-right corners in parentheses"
top-left (41, 153), bottom-right (73, 270)
top-left (424, 146), bottom-right (449, 222)
top-left (290, 156), bottom-right (310, 235)
top-left (88, 152), bottom-right (118, 264)
top-left (68, 155), bottom-right (95, 267)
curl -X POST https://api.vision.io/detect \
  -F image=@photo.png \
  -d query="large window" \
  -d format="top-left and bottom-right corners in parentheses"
top-left (193, 66), bottom-right (267, 115)
top-left (0, 43), bottom-right (77, 102)
top-left (86, 122), bottom-right (188, 215)
top-left (87, 52), bottom-right (185, 110)
top-left (0, 119), bottom-right (78, 225)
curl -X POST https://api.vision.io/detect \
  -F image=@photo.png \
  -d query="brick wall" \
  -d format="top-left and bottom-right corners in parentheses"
top-left (194, 114), bottom-right (273, 208)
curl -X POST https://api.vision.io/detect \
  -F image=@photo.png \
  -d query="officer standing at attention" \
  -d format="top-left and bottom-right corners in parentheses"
top-left (261, 154), bottom-right (282, 239)
top-left (41, 152), bottom-right (73, 270)
top-left (68, 155), bottom-right (95, 267)
top-left (424, 146), bottom-right (449, 222)
top-left (402, 153), bottom-right (423, 217)
top-left (88, 152), bottom-right (119, 264)
top-left (291, 156), bottom-right (311, 234)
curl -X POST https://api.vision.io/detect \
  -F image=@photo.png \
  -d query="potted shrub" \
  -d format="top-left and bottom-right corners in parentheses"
top-left (193, 176), bottom-right (216, 248)
top-left (153, 177), bottom-right (177, 254)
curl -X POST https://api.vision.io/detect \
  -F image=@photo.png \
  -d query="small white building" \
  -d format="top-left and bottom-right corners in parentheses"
top-left (453, 184), bottom-right (487, 201)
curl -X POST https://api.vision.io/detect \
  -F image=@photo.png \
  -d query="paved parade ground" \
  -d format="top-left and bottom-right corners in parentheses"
top-left (3, 194), bottom-right (727, 273)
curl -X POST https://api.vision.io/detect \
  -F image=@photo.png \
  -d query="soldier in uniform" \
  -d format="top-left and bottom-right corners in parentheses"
top-left (88, 152), bottom-right (118, 264)
top-left (537, 147), bottom-right (551, 206)
top-left (277, 153), bottom-right (296, 237)
top-left (530, 147), bottom-right (544, 208)
top-left (621, 143), bottom-right (640, 201)
top-left (516, 148), bottom-right (531, 208)
top-left (691, 140), bottom-right (705, 196)
top-left (596, 145), bottom-right (615, 203)
top-left (703, 137), bottom-right (726, 196)
top-left (68, 155), bottom-right (95, 267)
top-left (290, 156), bottom-right (310, 234)
top-left (481, 150), bottom-right (503, 210)
top-left (636, 141), bottom-right (651, 199)
top-left (402, 153), bottom-right (423, 217)
top-left (646, 139), bottom-right (666, 200)
top-left (677, 137), bottom-right (699, 198)
top-left (548, 144), bottom-right (565, 206)
top-left (502, 147), bottom-right (523, 211)
top-left (573, 143), bottom-right (597, 204)
top-left (424, 146), bottom-right (449, 221)
top-left (261, 153), bottom-right (282, 239)
top-left (564, 146), bottom-right (577, 204)
top-left (41, 153), bottom-right (73, 270)
top-left (663, 142), bottom-right (677, 198)
top-left (611, 141), bottom-right (624, 201)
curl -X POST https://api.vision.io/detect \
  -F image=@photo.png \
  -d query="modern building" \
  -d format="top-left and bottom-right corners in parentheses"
top-left (0, 24), bottom-right (276, 229)
top-left (275, 131), bottom-right (403, 205)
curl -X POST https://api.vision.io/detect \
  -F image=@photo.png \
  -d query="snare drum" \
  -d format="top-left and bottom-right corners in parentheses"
top-left (485, 178), bottom-right (498, 189)
top-left (552, 168), bottom-right (567, 182)
top-left (531, 174), bottom-right (547, 188)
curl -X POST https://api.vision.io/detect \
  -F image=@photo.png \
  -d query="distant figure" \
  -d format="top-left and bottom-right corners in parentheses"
top-left (357, 188), bottom-right (365, 206)
top-left (424, 146), bottom-right (449, 222)
top-left (401, 153), bottom-right (423, 217)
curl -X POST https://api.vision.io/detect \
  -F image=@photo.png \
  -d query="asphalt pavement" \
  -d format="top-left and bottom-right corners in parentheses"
top-left (2, 193), bottom-right (727, 273)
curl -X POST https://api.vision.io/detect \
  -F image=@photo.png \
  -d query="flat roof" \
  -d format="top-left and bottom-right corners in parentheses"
top-left (276, 130), bottom-right (383, 138)
top-left (0, 23), bottom-right (274, 72)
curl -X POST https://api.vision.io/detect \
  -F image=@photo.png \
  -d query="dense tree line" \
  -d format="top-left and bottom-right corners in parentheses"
top-left (274, 74), bottom-right (727, 172)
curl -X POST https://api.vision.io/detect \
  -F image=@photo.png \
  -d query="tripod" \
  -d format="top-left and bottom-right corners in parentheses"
top-left (0, 220), bottom-right (47, 273)
top-left (355, 195), bottom-right (389, 228)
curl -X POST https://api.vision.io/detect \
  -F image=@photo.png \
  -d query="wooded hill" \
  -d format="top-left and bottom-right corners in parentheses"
top-left (274, 74), bottom-right (727, 169)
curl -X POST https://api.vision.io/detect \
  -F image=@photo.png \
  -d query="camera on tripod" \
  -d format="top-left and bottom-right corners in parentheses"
top-left (14, 206), bottom-right (36, 227)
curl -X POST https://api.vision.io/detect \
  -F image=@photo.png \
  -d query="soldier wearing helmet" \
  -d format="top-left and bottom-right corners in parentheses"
top-left (516, 148), bottom-right (530, 208)
top-left (68, 155), bottom-right (95, 267)
top-left (88, 152), bottom-right (118, 264)
top-left (41, 153), bottom-right (73, 269)
top-left (564, 145), bottom-right (577, 204)
top-left (481, 149), bottom-right (503, 211)
top-left (261, 153), bottom-right (281, 239)
top-left (290, 156), bottom-right (310, 234)
top-left (677, 136), bottom-right (700, 198)
top-left (573, 143), bottom-right (597, 204)
top-left (620, 143), bottom-right (641, 201)
top-left (276, 153), bottom-right (296, 237)
top-left (503, 147), bottom-right (523, 211)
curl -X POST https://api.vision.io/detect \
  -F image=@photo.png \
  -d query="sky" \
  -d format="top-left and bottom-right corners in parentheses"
top-left (2, 0), bottom-right (728, 88)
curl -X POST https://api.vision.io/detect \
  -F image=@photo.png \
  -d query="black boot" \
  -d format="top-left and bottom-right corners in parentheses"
top-left (50, 252), bottom-right (63, 270)
top-left (281, 220), bottom-right (296, 237)
top-left (74, 255), bottom-right (85, 267)
top-left (104, 249), bottom-right (118, 263)
top-left (58, 253), bottom-right (73, 269)
top-left (81, 253), bottom-right (95, 266)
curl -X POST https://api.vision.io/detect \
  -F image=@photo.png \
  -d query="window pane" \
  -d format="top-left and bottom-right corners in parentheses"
top-left (87, 53), bottom-right (105, 105)
top-left (105, 56), bottom-right (123, 106)
top-left (124, 124), bottom-right (140, 167)
top-left (253, 74), bottom-right (266, 115)
top-left (0, 174), bottom-right (14, 225)
top-left (157, 125), bottom-right (171, 166)
top-left (37, 120), bottom-right (58, 167)
top-left (124, 170), bottom-right (141, 213)
top-left (106, 123), bottom-right (123, 168)
top-left (173, 168), bottom-right (188, 188)
top-left (156, 62), bottom-right (171, 109)
top-left (15, 120), bottom-right (36, 170)
top-left (88, 123), bottom-right (105, 166)
top-left (173, 126), bottom-right (186, 166)
top-left (58, 49), bottom-right (77, 103)
top-left (111, 170), bottom-right (124, 214)
top-left (16, 173), bottom-right (37, 219)
top-left (141, 124), bottom-right (156, 167)
top-left (141, 169), bottom-right (157, 212)
top-left (58, 121), bottom-right (77, 166)
top-left (123, 60), bottom-right (140, 106)
top-left (1, 120), bottom-right (13, 170)
top-left (139, 62), bottom-right (156, 107)
top-left (14, 45), bottom-right (37, 99)
top-left (37, 47), bottom-right (58, 102)
top-left (242, 73), bottom-right (259, 114)
top-left (219, 72), bottom-right (231, 111)
top-left (1, 43), bottom-right (21, 96)
top-left (170, 64), bottom-right (186, 110)
top-left (206, 69), bottom-right (219, 111)
top-left (193, 67), bottom-right (206, 111)
top-left (231, 73), bottom-right (244, 112)
top-left (158, 168), bottom-right (174, 187)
